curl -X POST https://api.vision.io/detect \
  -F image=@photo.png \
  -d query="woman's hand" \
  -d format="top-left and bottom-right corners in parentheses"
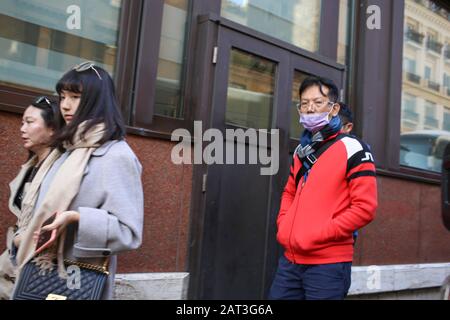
top-left (13, 233), bottom-right (22, 248)
top-left (34, 211), bottom-right (80, 240)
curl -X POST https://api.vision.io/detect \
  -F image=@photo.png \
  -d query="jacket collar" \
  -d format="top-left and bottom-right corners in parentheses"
top-left (91, 140), bottom-right (120, 157)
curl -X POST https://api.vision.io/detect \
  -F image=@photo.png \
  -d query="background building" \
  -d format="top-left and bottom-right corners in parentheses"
top-left (0, 0), bottom-right (449, 299)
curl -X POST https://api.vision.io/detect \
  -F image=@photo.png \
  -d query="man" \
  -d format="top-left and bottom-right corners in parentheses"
top-left (269, 76), bottom-right (377, 300)
top-left (338, 102), bottom-right (360, 245)
top-left (339, 102), bottom-right (354, 134)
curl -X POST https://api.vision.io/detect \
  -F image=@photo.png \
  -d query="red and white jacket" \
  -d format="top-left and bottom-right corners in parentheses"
top-left (276, 133), bottom-right (378, 264)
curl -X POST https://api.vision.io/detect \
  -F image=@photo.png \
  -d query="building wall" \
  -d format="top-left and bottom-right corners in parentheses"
top-left (0, 111), bottom-right (192, 273)
top-left (353, 175), bottom-right (450, 266)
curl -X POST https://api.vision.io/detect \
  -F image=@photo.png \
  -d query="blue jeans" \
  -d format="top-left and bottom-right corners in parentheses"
top-left (269, 255), bottom-right (352, 300)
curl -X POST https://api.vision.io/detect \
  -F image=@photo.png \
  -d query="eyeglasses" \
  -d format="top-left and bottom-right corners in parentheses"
top-left (72, 61), bottom-right (102, 80)
top-left (35, 96), bottom-right (52, 107)
top-left (296, 100), bottom-right (336, 112)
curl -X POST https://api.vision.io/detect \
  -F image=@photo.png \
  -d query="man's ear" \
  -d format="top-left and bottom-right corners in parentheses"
top-left (331, 103), bottom-right (340, 117)
top-left (348, 123), bottom-right (354, 132)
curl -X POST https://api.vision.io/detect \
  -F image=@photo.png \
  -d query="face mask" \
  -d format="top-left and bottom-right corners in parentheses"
top-left (299, 110), bottom-right (332, 132)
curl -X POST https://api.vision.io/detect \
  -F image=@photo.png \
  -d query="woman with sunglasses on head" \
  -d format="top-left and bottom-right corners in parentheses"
top-left (0, 96), bottom-right (63, 300)
top-left (13, 62), bottom-right (144, 300)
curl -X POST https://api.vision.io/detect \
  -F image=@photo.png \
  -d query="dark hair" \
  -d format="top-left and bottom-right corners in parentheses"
top-left (338, 102), bottom-right (353, 124)
top-left (29, 96), bottom-right (64, 131)
top-left (299, 76), bottom-right (339, 103)
top-left (54, 64), bottom-right (126, 147)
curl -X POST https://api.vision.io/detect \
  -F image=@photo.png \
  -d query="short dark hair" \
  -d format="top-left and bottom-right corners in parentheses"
top-left (338, 102), bottom-right (353, 124)
top-left (30, 96), bottom-right (64, 131)
top-left (54, 64), bottom-right (126, 147)
top-left (299, 76), bottom-right (339, 103)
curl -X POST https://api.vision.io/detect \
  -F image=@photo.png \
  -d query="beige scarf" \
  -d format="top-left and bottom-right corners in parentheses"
top-left (17, 152), bottom-right (62, 231)
top-left (1, 150), bottom-right (61, 299)
top-left (16, 122), bottom-right (106, 278)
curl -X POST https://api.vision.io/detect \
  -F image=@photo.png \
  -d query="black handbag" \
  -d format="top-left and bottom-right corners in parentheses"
top-left (12, 259), bottom-right (109, 300)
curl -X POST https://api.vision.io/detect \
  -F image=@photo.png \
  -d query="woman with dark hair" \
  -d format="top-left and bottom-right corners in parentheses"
top-left (13, 62), bottom-right (144, 300)
top-left (0, 96), bottom-right (63, 299)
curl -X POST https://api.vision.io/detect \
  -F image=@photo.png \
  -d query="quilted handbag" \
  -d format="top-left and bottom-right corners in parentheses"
top-left (12, 259), bottom-right (108, 300)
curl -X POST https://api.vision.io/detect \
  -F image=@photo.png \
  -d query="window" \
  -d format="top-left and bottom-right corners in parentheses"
top-left (337, 0), bottom-right (355, 104)
top-left (401, 0), bottom-right (450, 174)
top-left (404, 58), bottom-right (417, 74)
top-left (443, 73), bottom-right (450, 97)
top-left (444, 112), bottom-right (450, 131)
top-left (290, 71), bottom-right (308, 139)
top-left (225, 49), bottom-right (276, 130)
top-left (337, 0), bottom-right (353, 65)
top-left (424, 66), bottom-right (432, 80)
top-left (221, 0), bottom-right (322, 53)
top-left (154, 0), bottom-right (189, 119)
top-left (402, 94), bottom-right (419, 131)
top-left (444, 73), bottom-right (450, 87)
top-left (405, 18), bottom-right (424, 46)
top-left (426, 29), bottom-right (443, 54)
top-left (0, 0), bottom-right (122, 92)
top-left (424, 101), bottom-right (438, 129)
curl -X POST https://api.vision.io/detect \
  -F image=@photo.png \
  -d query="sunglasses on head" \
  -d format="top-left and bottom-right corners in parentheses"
top-left (72, 61), bottom-right (103, 80)
top-left (35, 96), bottom-right (52, 107)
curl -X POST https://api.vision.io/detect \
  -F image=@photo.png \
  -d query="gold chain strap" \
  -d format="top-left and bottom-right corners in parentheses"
top-left (64, 259), bottom-right (109, 275)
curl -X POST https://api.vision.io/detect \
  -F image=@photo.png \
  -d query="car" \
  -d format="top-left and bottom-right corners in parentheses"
top-left (400, 130), bottom-right (450, 173)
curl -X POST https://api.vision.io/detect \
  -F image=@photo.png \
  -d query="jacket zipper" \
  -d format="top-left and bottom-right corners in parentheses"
top-left (288, 176), bottom-right (306, 264)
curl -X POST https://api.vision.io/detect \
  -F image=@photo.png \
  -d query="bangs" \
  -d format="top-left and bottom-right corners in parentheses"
top-left (56, 70), bottom-right (83, 95)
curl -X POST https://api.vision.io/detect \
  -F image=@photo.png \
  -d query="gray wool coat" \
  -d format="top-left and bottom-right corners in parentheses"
top-left (15, 140), bottom-right (144, 299)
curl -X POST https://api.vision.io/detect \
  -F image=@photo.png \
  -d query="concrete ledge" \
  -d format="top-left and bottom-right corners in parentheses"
top-left (114, 273), bottom-right (189, 300)
top-left (349, 263), bottom-right (450, 295)
top-left (347, 287), bottom-right (442, 300)
top-left (113, 263), bottom-right (450, 299)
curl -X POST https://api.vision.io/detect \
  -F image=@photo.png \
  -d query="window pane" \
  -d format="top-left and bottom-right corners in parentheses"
top-left (154, 0), bottom-right (189, 119)
top-left (0, 0), bottom-right (122, 91)
top-left (400, 0), bottom-right (450, 173)
top-left (225, 49), bottom-right (276, 129)
top-left (290, 71), bottom-right (308, 139)
top-left (337, 0), bottom-right (353, 65)
top-left (221, 0), bottom-right (321, 53)
top-left (337, 0), bottom-right (354, 103)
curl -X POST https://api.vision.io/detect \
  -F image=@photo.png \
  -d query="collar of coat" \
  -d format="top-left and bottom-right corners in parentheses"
top-left (91, 140), bottom-right (121, 157)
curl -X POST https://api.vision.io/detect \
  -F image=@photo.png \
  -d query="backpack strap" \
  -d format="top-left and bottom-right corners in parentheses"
top-left (295, 134), bottom-right (347, 189)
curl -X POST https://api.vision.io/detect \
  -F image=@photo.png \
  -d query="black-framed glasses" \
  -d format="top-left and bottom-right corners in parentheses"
top-left (72, 61), bottom-right (103, 80)
top-left (35, 96), bottom-right (52, 107)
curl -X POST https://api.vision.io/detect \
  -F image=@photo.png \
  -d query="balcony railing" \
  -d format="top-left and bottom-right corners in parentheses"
top-left (425, 117), bottom-right (439, 128)
top-left (427, 39), bottom-right (444, 54)
top-left (427, 80), bottom-right (440, 92)
top-left (445, 50), bottom-right (450, 60)
top-left (405, 29), bottom-right (425, 45)
top-left (406, 72), bottom-right (421, 84)
top-left (403, 109), bottom-right (419, 122)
